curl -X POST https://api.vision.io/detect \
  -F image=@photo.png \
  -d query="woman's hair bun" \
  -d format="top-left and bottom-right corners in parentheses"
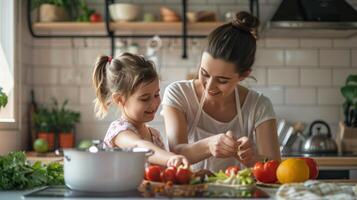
top-left (231, 11), bottom-right (260, 39)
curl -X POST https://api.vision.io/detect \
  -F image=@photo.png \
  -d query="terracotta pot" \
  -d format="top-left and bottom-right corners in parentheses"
top-left (37, 132), bottom-right (55, 150)
top-left (59, 132), bottom-right (75, 148)
top-left (39, 4), bottom-right (68, 22)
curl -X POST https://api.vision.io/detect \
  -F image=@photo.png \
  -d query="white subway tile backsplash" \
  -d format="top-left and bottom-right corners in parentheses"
top-left (33, 68), bottom-right (58, 85)
top-left (79, 87), bottom-right (96, 104)
top-left (265, 39), bottom-right (299, 48)
top-left (76, 123), bottom-right (109, 141)
top-left (60, 69), bottom-right (82, 85)
top-left (43, 86), bottom-right (79, 104)
top-left (241, 68), bottom-right (267, 87)
top-left (32, 38), bottom-right (72, 47)
top-left (320, 50), bottom-right (350, 67)
top-left (274, 106), bottom-right (340, 125)
top-left (33, 48), bottom-right (73, 67)
top-left (333, 37), bottom-right (357, 48)
top-left (301, 69), bottom-right (331, 86)
top-left (76, 48), bottom-right (110, 66)
top-left (255, 49), bottom-right (284, 66)
top-left (285, 49), bottom-right (318, 67)
top-left (285, 88), bottom-right (316, 105)
top-left (352, 50), bottom-right (357, 67)
top-left (160, 67), bottom-right (188, 82)
top-left (300, 39), bottom-right (332, 48)
top-left (253, 86), bottom-right (284, 105)
top-left (318, 88), bottom-right (344, 105)
top-left (332, 69), bottom-right (357, 86)
top-left (268, 69), bottom-right (299, 86)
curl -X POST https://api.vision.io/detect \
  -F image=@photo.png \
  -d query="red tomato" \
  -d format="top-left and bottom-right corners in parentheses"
top-left (253, 160), bottom-right (280, 183)
top-left (300, 157), bottom-right (319, 179)
top-left (145, 165), bottom-right (162, 182)
top-left (90, 13), bottom-right (102, 22)
top-left (225, 166), bottom-right (240, 176)
top-left (175, 166), bottom-right (192, 184)
top-left (160, 166), bottom-right (177, 183)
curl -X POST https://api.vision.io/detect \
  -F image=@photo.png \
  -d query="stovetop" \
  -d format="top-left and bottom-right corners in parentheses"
top-left (23, 185), bottom-right (270, 199)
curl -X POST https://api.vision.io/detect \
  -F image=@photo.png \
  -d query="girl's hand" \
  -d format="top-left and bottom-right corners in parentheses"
top-left (236, 136), bottom-right (257, 167)
top-left (167, 155), bottom-right (189, 168)
top-left (208, 132), bottom-right (238, 158)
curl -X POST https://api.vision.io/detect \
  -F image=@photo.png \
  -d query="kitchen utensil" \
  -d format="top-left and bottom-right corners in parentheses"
top-left (28, 90), bottom-right (37, 150)
top-left (300, 120), bottom-right (338, 154)
top-left (109, 3), bottom-right (140, 22)
top-left (146, 35), bottom-right (162, 71)
top-left (63, 141), bottom-right (153, 192)
top-left (277, 119), bottom-right (290, 145)
top-left (343, 102), bottom-right (351, 126)
top-left (280, 122), bottom-right (305, 154)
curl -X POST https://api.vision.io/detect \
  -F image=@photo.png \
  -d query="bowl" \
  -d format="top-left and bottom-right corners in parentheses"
top-left (109, 3), bottom-right (140, 22)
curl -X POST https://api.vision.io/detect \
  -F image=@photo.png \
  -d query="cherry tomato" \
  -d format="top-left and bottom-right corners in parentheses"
top-left (225, 166), bottom-right (240, 176)
top-left (90, 12), bottom-right (102, 22)
top-left (145, 165), bottom-right (162, 182)
top-left (300, 157), bottom-right (319, 179)
top-left (160, 166), bottom-right (177, 183)
top-left (253, 160), bottom-right (280, 183)
top-left (175, 166), bottom-right (192, 184)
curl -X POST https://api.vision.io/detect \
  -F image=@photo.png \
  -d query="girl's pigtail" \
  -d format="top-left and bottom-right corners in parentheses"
top-left (93, 55), bottom-right (111, 119)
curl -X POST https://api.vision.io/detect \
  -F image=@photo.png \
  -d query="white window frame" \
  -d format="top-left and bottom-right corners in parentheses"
top-left (0, 0), bottom-right (20, 130)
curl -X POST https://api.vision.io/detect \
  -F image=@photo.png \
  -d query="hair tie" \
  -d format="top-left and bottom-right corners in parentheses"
top-left (108, 56), bottom-right (112, 64)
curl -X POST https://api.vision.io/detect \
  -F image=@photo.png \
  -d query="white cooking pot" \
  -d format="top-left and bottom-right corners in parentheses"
top-left (63, 145), bottom-right (153, 192)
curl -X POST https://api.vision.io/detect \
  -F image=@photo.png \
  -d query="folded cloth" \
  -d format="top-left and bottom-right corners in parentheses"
top-left (277, 180), bottom-right (357, 200)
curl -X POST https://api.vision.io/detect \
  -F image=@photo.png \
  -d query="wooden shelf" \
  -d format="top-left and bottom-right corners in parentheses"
top-left (32, 22), bottom-right (224, 35)
top-left (33, 22), bottom-right (106, 31)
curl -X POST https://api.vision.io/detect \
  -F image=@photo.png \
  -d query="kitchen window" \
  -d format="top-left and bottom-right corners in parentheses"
top-left (0, 0), bottom-right (17, 129)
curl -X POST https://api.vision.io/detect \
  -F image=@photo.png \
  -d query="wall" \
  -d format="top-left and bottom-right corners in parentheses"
top-left (23, 0), bottom-right (357, 146)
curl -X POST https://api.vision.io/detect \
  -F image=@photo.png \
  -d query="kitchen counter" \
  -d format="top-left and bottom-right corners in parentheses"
top-left (282, 156), bottom-right (357, 170)
top-left (0, 186), bottom-right (278, 200)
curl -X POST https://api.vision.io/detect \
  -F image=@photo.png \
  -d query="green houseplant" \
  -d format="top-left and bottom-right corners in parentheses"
top-left (33, 107), bottom-right (56, 151)
top-left (341, 75), bottom-right (357, 127)
top-left (32, 0), bottom-right (81, 22)
top-left (339, 74), bottom-right (357, 153)
top-left (51, 99), bottom-right (80, 148)
top-left (0, 87), bottom-right (8, 109)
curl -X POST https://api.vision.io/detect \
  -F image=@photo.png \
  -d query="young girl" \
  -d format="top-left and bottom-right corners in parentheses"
top-left (93, 52), bottom-right (189, 167)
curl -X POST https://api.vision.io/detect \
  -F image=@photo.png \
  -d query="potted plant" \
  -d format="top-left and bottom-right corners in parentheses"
top-left (0, 87), bottom-right (8, 109)
top-left (339, 74), bottom-right (357, 152)
top-left (33, 107), bottom-right (55, 151)
top-left (32, 0), bottom-right (80, 22)
top-left (51, 99), bottom-right (80, 148)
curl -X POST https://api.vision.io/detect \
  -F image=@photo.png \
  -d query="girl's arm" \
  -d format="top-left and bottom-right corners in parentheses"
top-left (113, 130), bottom-right (178, 166)
top-left (255, 119), bottom-right (281, 161)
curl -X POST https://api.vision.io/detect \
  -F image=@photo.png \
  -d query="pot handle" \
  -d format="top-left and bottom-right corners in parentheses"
top-left (145, 149), bottom-right (154, 158)
top-left (308, 120), bottom-right (332, 137)
top-left (64, 155), bottom-right (71, 162)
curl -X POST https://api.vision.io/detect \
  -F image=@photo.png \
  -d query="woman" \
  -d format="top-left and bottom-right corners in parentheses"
top-left (162, 11), bottom-right (280, 172)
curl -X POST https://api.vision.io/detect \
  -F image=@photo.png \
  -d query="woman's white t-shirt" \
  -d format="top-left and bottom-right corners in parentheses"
top-left (162, 80), bottom-right (276, 171)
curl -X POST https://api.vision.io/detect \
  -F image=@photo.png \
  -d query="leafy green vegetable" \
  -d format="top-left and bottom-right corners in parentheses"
top-left (0, 87), bottom-right (8, 108)
top-left (0, 151), bottom-right (64, 190)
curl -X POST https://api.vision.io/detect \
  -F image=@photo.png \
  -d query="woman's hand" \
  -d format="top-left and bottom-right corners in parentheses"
top-left (236, 136), bottom-right (257, 167)
top-left (208, 132), bottom-right (238, 158)
top-left (167, 155), bottom-right (189, 168)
